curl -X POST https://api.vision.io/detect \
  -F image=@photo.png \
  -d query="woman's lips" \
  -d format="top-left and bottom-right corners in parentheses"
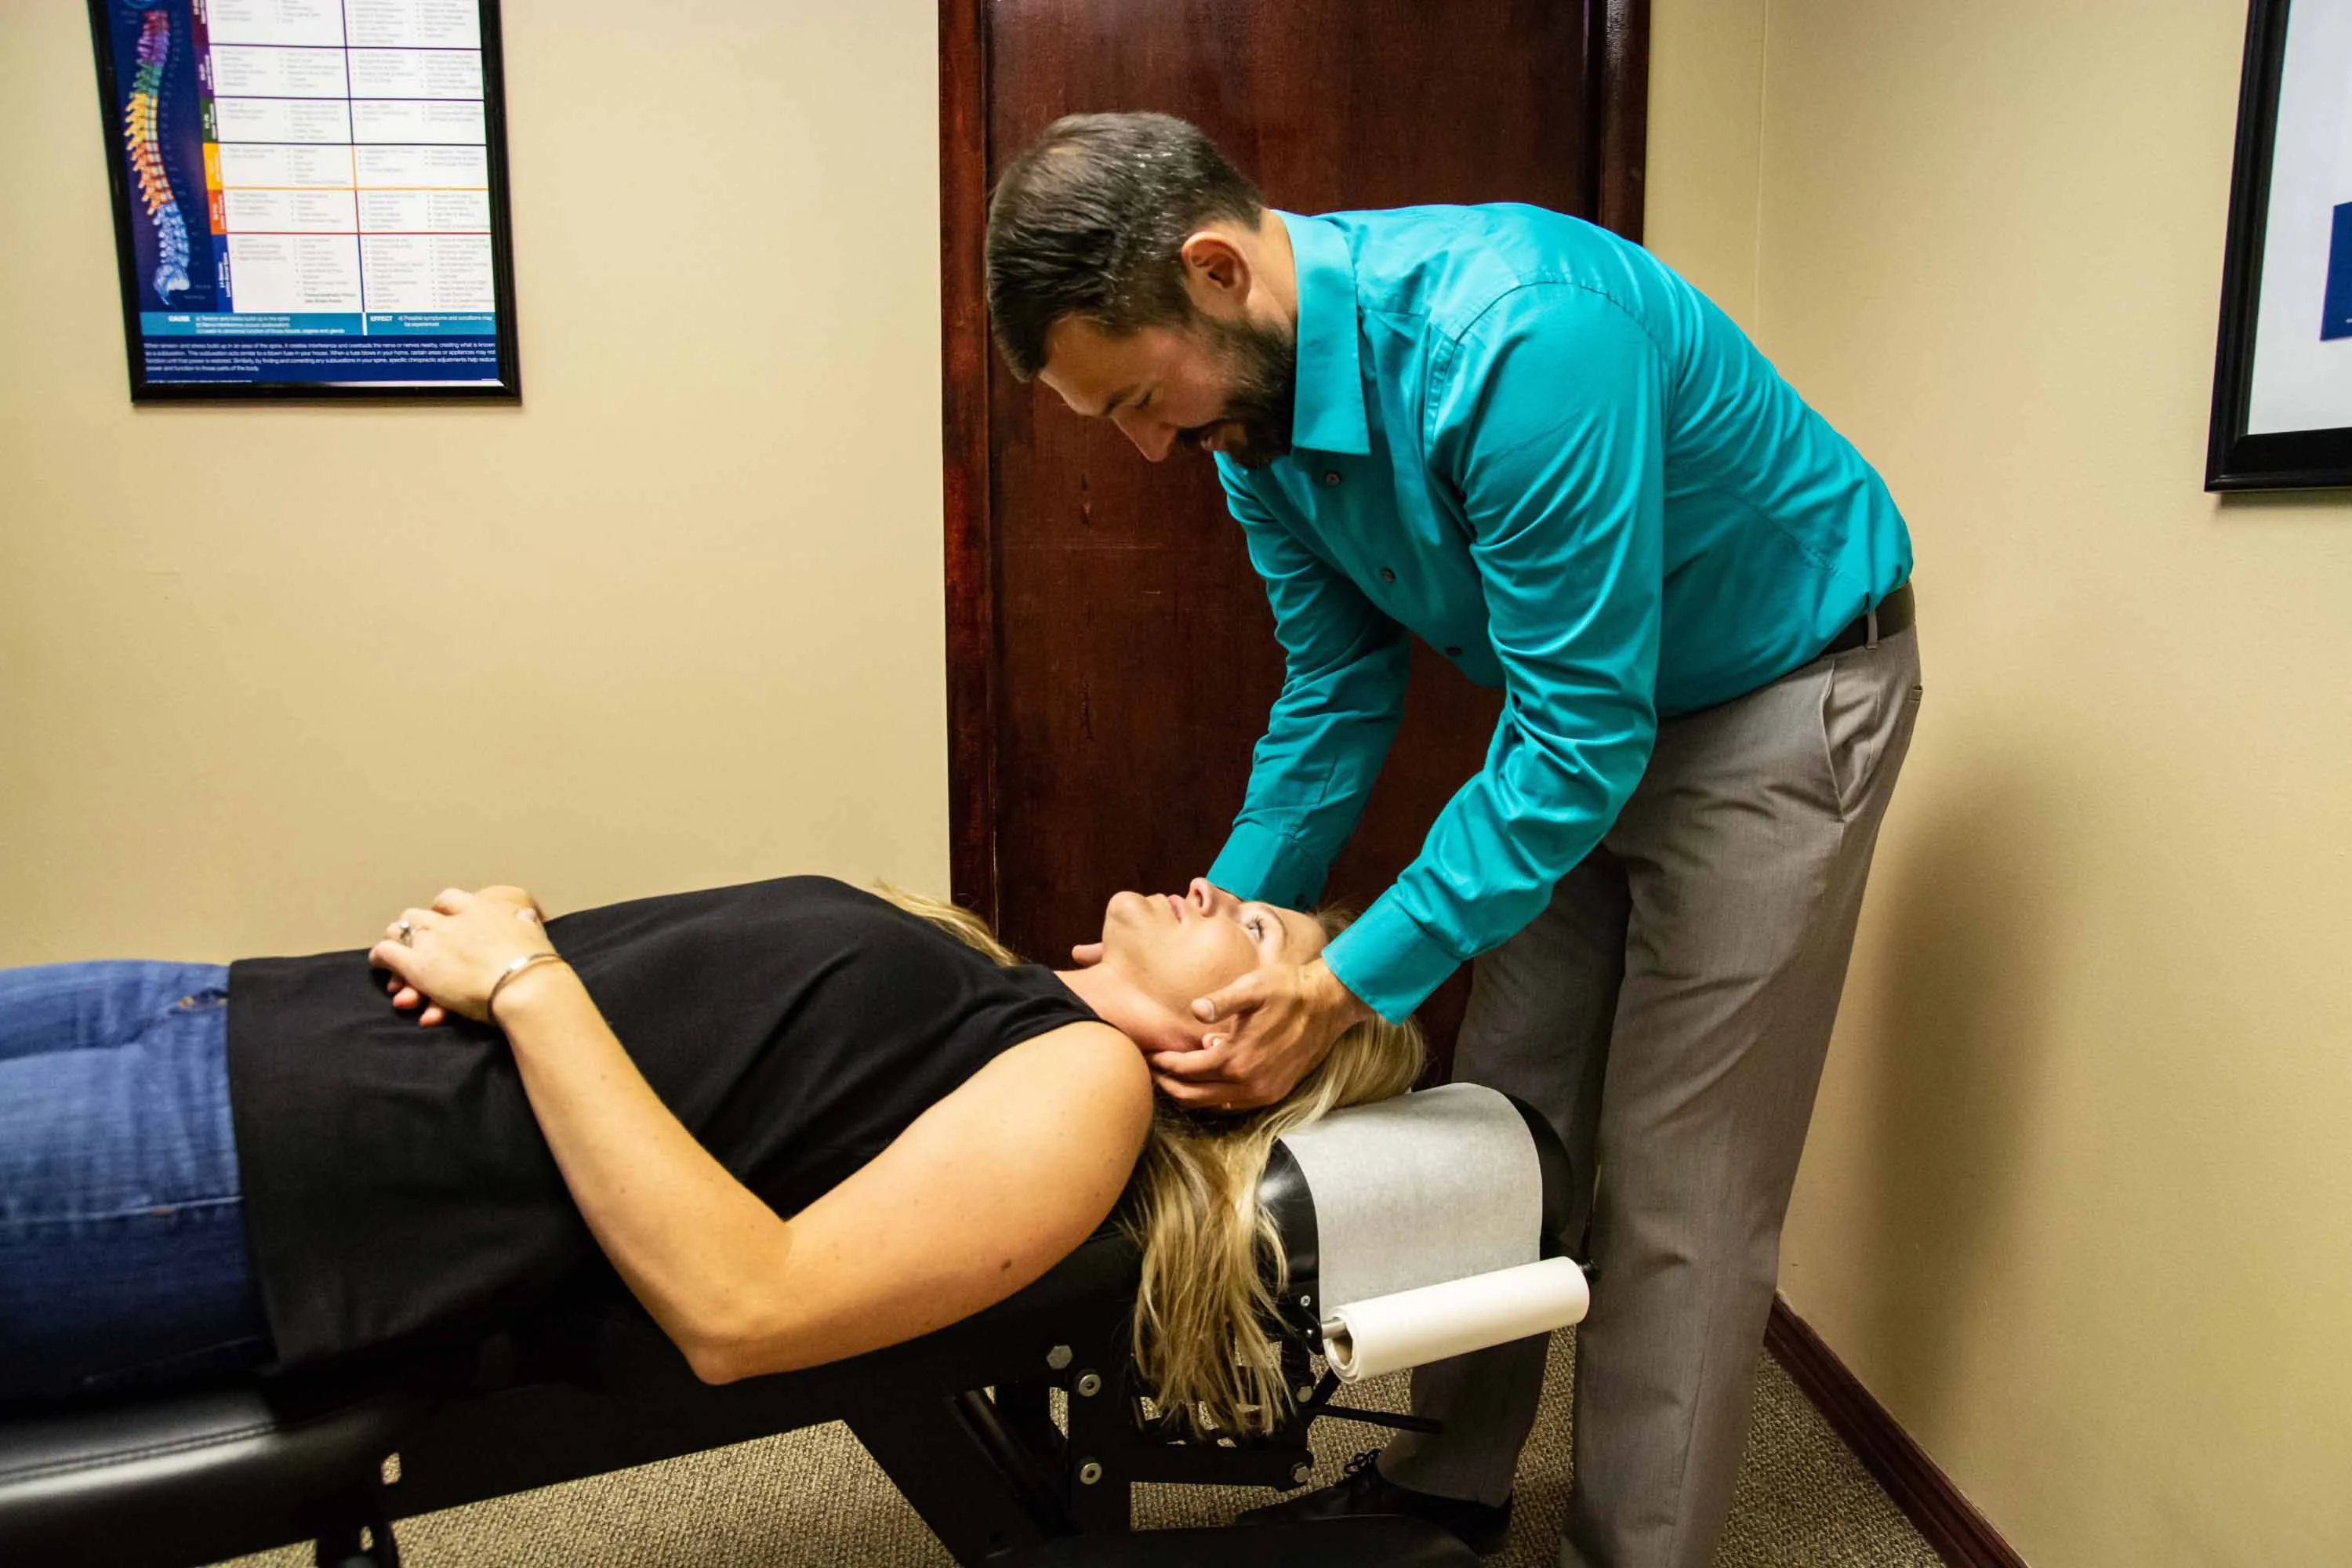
top-left (1166, 893), bottom-right (1186, 920)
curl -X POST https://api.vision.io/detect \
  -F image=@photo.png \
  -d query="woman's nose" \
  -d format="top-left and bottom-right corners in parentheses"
top-left (1187, 878), bottom-right (1221, 913)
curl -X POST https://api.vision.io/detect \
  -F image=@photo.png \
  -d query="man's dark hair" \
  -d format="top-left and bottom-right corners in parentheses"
top-left (985, 113), bottom-right (1265, 382)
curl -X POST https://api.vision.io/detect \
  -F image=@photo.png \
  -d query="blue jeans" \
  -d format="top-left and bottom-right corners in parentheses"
top-left (0, 961), bottom-right (274, 1403)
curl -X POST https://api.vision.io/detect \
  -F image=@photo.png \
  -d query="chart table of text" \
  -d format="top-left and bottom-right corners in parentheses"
top-left (116, 0), bottom-right (512, 387)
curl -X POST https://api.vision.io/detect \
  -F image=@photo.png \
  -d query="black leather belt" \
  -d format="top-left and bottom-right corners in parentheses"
top-left (1820, 580), bottom-right (1915, 657)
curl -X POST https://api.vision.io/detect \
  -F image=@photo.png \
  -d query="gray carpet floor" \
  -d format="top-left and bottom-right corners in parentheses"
top-left (221, 1331), bottom-right (1940, 1566)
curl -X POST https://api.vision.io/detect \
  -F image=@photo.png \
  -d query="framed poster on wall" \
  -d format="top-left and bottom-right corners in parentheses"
top-left (85, 0), bottom-right (521, 401)
top-left (2210, 0), bottom-right (2352, 488)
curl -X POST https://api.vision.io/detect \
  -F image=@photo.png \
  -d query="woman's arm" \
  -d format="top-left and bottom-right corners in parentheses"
top-left (689, 1018), bottom-right (1149, 1381)
top-left (368, 887), bottom-right (1153, 1384)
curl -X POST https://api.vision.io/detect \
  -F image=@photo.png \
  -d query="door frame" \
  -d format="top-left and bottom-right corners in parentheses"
top-left (938, 0), bottom-right (1652, 920)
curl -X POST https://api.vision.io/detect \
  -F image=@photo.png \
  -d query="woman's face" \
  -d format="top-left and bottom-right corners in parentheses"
top-left (1093, 879), bottom-right (1328, 1022)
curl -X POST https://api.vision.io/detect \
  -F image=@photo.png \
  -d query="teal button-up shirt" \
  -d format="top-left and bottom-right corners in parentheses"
top-left (1207, 205), bottom-right (1911, 1022)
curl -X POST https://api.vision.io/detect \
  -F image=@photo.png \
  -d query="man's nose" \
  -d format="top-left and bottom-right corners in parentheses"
top-left (1112, 408), bottom-right (1176, 462)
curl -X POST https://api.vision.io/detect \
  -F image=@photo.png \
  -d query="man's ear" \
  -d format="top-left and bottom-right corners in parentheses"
top-left (1178, 230), bottom-right (1251, 307)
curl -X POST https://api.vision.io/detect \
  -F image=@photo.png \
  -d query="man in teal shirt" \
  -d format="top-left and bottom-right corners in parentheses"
top-left (988, 114), bottom-right (1921, 1568)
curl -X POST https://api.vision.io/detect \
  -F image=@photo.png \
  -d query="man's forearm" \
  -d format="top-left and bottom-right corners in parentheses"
top-left (1214, 637), bottom-right (1412, 906)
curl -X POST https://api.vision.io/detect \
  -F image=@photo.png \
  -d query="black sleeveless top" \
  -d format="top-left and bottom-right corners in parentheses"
top-left (226, 876), bottom-right (1098, 1369)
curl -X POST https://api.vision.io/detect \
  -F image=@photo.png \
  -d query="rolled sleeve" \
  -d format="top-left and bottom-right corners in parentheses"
top-left (1349, 283), bottom-right (1666, 1018)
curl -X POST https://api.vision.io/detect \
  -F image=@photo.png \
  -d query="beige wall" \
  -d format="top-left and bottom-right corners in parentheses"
top-left (0, 1), bottom-right (948, 965)
top-left (1646, 0), bottom-right (1768, 330)
top-left (1650, 2), bottom-right (2352, 1563)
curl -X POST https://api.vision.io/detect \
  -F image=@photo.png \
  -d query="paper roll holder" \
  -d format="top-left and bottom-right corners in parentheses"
top-left (1247, 1090), bottom-right (1592, 1451)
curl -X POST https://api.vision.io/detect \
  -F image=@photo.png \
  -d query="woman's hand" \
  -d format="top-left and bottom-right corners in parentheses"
top-left (367, 885), bottom-right (556, 1027)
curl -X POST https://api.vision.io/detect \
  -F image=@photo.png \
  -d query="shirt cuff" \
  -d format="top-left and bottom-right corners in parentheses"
top-left (1208, 822), bottom-right (1329, 909)
top-left (1323, 891), bottom-right (1465, 1024)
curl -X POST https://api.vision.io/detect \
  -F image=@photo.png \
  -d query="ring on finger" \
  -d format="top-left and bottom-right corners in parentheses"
top-left (395, 920), bottom-right (416, 946)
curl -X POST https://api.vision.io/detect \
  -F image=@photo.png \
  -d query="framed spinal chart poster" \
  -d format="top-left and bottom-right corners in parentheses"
top-left (2211, 0), bottom-right (2352, 487)
top-left (85, 0), bottom-right (521, 400)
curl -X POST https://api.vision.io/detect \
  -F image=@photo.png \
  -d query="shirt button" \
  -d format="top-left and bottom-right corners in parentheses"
top-left (1378, 567), bottom-right (1397, 583)
top-left (1445, 645), bottom-right (1463, 656)
top-left (1320, 470), bottom-right (1343, 488)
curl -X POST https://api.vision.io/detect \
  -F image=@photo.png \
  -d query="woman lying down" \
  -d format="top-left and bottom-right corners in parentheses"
top-left (0, 875), bottom-right (1421, 1434)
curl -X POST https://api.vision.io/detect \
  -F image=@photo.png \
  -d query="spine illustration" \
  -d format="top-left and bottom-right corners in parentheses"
top-left (124, 9), bottom-right (191, 303)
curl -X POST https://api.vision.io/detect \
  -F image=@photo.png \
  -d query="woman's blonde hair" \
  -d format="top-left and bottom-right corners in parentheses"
top-left (878, 885), bottom-right (1425, 1436)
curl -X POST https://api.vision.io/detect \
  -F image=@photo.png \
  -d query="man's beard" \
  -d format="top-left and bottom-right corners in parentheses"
top-left (1185, 314), bottom-right (1296, 470)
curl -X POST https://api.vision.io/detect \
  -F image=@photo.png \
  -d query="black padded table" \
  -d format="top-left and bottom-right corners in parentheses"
top-left (0, 1229), bottom-right (1161, 1567)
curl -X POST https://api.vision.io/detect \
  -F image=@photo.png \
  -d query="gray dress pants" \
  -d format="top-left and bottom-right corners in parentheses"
top-left (1377, 624), bottom-right (1923, 1568)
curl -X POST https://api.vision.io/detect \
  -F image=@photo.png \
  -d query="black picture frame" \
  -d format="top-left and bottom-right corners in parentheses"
top-left (85, 0), bottom-right (521, 401)
top-left (2208, 0), bottom-right (2352, 489)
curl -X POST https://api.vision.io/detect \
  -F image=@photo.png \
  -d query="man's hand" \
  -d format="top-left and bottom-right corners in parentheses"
top-left (1150, 957), bottom-right (1375, 1111)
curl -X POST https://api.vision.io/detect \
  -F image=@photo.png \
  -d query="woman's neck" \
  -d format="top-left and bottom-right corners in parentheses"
top-left (1053, 965), bottom-right (1190, 1054)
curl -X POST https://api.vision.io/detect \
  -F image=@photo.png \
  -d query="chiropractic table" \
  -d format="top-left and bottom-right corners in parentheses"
top-left (0, 1083), bottom-right (1581, 1568)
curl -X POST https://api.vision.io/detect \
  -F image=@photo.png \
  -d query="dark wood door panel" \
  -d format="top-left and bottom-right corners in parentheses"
top-left (985, 0), bottom-right (1592, 216)
top-left (962, 1), bottom-right (1645, 1060)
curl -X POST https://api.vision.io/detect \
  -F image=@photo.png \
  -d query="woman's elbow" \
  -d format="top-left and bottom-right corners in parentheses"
top-left (675, 1296), bottom-right (807, 1385)
top-left (686, 1345), bottom-right (742, 1386)
top-left (682, 1321), bottom-right (808, 1386)
top-left (672, 1311), bottom-right (748, 1384)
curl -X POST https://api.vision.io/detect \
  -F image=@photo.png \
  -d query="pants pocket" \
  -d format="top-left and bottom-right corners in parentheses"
top-left (1818, 644), bottom-right (1923, 822)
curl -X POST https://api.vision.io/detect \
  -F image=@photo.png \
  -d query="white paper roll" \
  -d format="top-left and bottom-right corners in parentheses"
top-left (1320, 1257), bottom-right (1591, 1383)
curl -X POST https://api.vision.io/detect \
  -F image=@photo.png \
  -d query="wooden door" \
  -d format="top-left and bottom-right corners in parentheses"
top-left (942, 0), bottom-right (1649, 1065)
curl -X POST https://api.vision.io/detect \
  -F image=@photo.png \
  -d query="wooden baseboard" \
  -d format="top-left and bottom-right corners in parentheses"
top-left (1764, 1296), bottom-right (2028, 1568)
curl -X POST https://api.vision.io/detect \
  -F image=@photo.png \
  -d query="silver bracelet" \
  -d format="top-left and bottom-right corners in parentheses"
top-left (488, 951), bottom-right (568, 1021)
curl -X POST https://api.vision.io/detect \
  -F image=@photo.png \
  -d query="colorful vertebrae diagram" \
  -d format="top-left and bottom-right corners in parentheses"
top-left (124, 8), bottom-right (191, 303)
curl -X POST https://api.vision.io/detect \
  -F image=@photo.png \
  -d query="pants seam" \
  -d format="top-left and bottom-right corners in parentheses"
top-left (1, 1192), bottom-right (244, 1229)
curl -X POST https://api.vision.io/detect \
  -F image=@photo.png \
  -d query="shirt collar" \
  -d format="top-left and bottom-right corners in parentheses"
top-left (1278, 211), bottom-right (1371, 457)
